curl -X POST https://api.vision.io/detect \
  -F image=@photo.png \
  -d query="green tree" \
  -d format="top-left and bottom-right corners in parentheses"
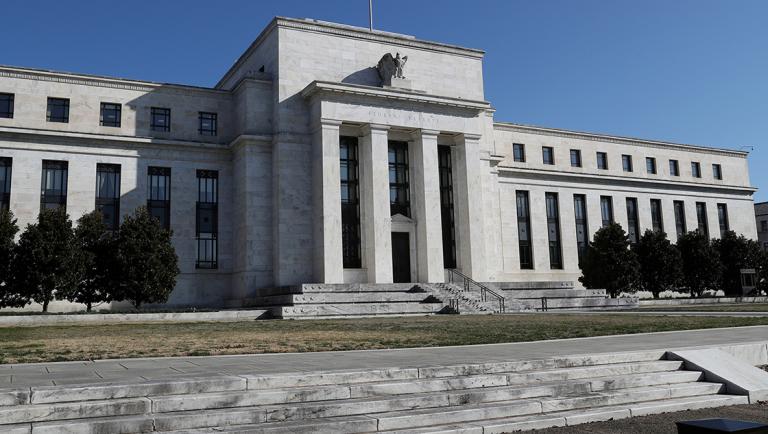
top-left (11, 208), bottom-right (78, 312)
top-left (713, 231), bottom-right (764, 296)
top-left (112, 207), bottom-right (179, 309)
top-left (676, 231), bottom-right (722, 298)
top-left (633, 229), bottom-right (683, 299)
top-left (579, 223), bottom-right (640, 298)
top-left (0, 209), bottom-right (22, 308)
top-left (60, 211), bottom-right (117, 312)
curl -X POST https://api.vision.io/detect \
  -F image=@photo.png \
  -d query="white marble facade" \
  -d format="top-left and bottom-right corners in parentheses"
top-left (0, 18), bottom-right (758, 308)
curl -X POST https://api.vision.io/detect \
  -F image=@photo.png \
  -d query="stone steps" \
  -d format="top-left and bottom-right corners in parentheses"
top-left (257, 292), bottom-right (433, 307)
top-left (270, 301), bottom-right (445, 319)
top-left (0, 349), bottom-right (750, 433)
top-left (500, 288), bottom-right (607, 299)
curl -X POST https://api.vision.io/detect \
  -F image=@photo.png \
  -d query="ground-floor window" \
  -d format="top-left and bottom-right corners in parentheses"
top-left (0, 157), bottom-right (10, 212)
top-left (674, 200), bottom-right (686, 238)
top-left (196, 170), bottom-right (218, 269)
top-left (147, 166), bottom-right (171, 230)
top-left (545, 192), bottom-right (562, 269)
top-left (600, 196), bottom-right (614, 227)
top-left (516, 191), bottom-right (533, 269)
top-left (340, 136), bottom-right (361, 268)
top-left (438, 145), bottom-right (456, 269)
top-left (573, 194), bottom-right (588, 263)
top-left (40, 160), bottom-right (68, 211)
top-left (696, 202), bottom-right (709, 238)
top-left (96, 163), bottom-right (121, 230)
top-left (717, 203), bottom-right (729, 237)
top-left (626, 198), bottom-right (639, 243)
top-left (650, 199), bottom-right (664, 233)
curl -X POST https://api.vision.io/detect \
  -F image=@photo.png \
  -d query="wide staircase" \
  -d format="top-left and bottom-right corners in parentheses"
top-left (1, 351), bottom-right (748, 433)
top-left (489, 281), bottom-right (639, 311)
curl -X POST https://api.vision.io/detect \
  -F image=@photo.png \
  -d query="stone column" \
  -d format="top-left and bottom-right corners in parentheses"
top-left (359, 124), bottom-right (393, 283)
top-left (453, 133), bottom-right (487, 280)
top-left (411, 129), bottom-right (444, 282)
top-left (311, 119), bottom-right (344, 283)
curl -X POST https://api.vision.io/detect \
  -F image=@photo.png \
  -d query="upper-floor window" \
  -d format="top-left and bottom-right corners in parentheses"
top-left (0, 158), bottom-right (11, 212)
top-left (691, 162), bottom-right (701, 178)
top-left (199, 112), bottom-right (217, 136)
top-left (46, 98), bottom-right (69, 123)
top-left (388, 141), bottom-right (410, 217)
top-left (622, 155), bottom-right (633, 172)
top-left (570, 149), bottom-right (582, 168)
top-left (150, 107), bottom-right (171, 132)
top-left (513, 143), bottom-right (525, 162)
top-left (712, 164), bottom-right (723, 180)
top-left (100, 103), bottom-right (121, 128)
top-left (196, 170), bottom-right (218, 269)
top-left (596, 152), bottom-right (608, 170)
top-left (0, 93), bottom-right (13, 119)
top-left (646, 157), bottom-right (657, 174)
top-left (542, 146), bottom-right (554, 165)
top-left (600, 195), bottom-right (614, 227)
top-left (147, 166), bottom-right (171, 229)
top-left (40, 160), bottom-right (68, 211)
top-left (669, 159), bottom-right (680, 176)
top-left (96, 164), bottom-right (121, 230)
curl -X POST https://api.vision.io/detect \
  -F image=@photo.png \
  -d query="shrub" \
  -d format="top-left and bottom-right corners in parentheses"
top-left (579, 223), bottom-right (640, 298)
top-left (632, 230), bottom-right (683, 299)
top-left (0, 209), bottom-right (22, 308)
top-left (676, 231), bottom-right (722, 297)
top-left (713, 230), bottom-right (765, 296)
top-left (112, 207), bottom-right (179, 309)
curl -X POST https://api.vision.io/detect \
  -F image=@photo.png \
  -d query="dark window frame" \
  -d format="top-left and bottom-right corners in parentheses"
top-left (150, 107), bottom-right (171, 132)
top-left (600, 196), bottom-right (614, 227)
top-left (650, 199), bottom-right (664, 233)
top-left (622, 154), bottom-right (633, 172)
top-left (626, 198), bottom-right (639, 244)
top-left (0, 157), bottom-right (11, 212)
top-left (573, 194), bottom-right (588, 263)
top-left (198, 112), bottom-right (218, 136)
top-left (196, 170), bottom-right (218, 269)
top-left (341, 136), bottom-right (362, 269)
top-left (99, 102), bottom-right (121, 127)
top-left (545, 192), bottom-right (563, 269)
top-left (438, 145), bottom-right (457, 269)
top-left (46, 97), bottom-right (69, 123)
top-left (646, 157), bottom-right (657, 174)
top-left (674, 200), bottom-right (687, 238)
top-left (388, 141), bottom-right (410, 217)
top-left (570, 149), bottom-right (582, 168)
top-left (542, 146), bottom-right (554, 165)
top-left (696, 202), bottom-right (709, 238)
top-left (712, 164), bottom-right (723, 180)
top-left (513, 143), bottom-right (526, 163)
top-left (516, 191), bottom-right (533, 270)
top-left (691, 161), bottom-right (702, 178)
top-left (717, 203), bottom-right (729, 237)
top-left (147, 166), bottom-right (171, 230)
top-left (596, 152), bottom-right (608, 170)
top-left (0, 93), bottom-right (13, 119)
top-left (40, 160), bottom-right (68, 211)
top-left (95, 163), bottom-right (121, 231)
top-left (669, 159), bottom-right (680, 176)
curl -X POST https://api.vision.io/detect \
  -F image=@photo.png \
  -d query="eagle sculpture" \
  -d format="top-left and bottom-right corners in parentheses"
top-left (376, 52), bottom-right (408, 86)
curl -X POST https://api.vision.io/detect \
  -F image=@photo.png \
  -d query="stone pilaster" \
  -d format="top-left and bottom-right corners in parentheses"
top-left (453, 133), bottom-right (487, 280)
top-left (411, 129), bottom-right (444, 282)
top-left (359, 124), bottom-right (393, 283)
top-left (311, 119), bottom-right (344, 283)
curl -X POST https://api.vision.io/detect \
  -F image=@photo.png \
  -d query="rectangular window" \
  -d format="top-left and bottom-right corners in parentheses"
top-left (516, 191), bottom-right (533, 269)
top-left (646, 157), bottom-right (657, 174)
top-left (626, 198), bottom-right (640, 244)
top-left (691, 162), bottom-right (701, 178)
top-left (674, 201), bottom-right (687, 238)
top-left (712, 164), bottom-right (722, 180)
top-left (95, 164), bottom-right (121, 230)
top-left (438, 145), bottom-right (457, 269)
top-left (650, 199), bottom-right (664, 233)
top-left (99, 103), bottom-right (121, 127)
top-left (762, 220), bottom-right (768, 233)
top-left (150, 107), bottom-right (171, 132)
top-left (669, 159), bottom-right (680, 176)
top-left (388, 141), bottom-right (410, 217)
top-left (570, 149), bottom-right (582, 167)
top-left (0, 157), bottom-right (10, 212)
top-left (696, 202), bottom-right (709, 238)
top-left (513, 143), bottom-right (525, 162)
top-left (0, 93), bottom-right (13, 118)
top-left (542, 146), bottom-right (554, 165)
top-left (46, 97), bottom-right (69, 123)
top-left (573, 194), bottom-right (588, 263)
top-left (341, 136), bottom-right (361, 269)
top-left (199, 112), bottom-right (217, 136)
top-left (40, 160), bottom-right (68, 211)
top-left (600, 196), bottom-right (614, 227)
top-left (147, 166), bottom-right (171, 229)
top-left (717, 203), bottom-right (729, 237)
top-left (596, 152), bottom-right (608, 170)
top-left (196, 170), bottom-right (218, 269)
top-left (545, 193), bottom-right (562, 269)
top-left (622, 155), bottom-right (633, 172)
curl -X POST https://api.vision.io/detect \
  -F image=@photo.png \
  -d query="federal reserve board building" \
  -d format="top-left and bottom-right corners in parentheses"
top-left (0, 17), bottom-right (758, 314)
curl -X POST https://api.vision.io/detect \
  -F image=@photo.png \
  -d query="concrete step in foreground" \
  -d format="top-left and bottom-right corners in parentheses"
top-left (0, 349), bottom-right (752, 433)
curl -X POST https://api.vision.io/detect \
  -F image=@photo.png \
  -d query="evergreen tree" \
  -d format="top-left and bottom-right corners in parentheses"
top-left (579, 223), bottom-right (640, 298)
top-left (676, 231), bottom-right (722, 297)
top-left (0, 209), bottom-right (22, 308)
top-left (112, 207), bottom-right (179, 309)
top-left (60, 211), bottom-right (117, 312)
top-left (713, 231), bottom-right (764, 296)
top-left (632, 230), bottom-right (683, 299)
top-left (11, 208), bottom-right (78, 312)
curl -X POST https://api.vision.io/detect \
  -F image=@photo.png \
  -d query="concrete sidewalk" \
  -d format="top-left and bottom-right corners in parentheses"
top-left (2, 325), bottom-right (767, 388)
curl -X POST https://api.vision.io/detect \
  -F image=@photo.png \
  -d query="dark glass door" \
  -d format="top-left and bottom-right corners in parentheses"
top-left (391, 232), bottom-right (411, 283)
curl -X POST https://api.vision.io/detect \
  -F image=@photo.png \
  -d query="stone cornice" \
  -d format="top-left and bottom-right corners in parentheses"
top-left (494, 122), bottom-right (749, 158)
top-left (301, 81), bottom-right (491, 112)
top-left (0, 65), bottom-right (228, 95)
top-left (497, 166), bottom-right (757, 194)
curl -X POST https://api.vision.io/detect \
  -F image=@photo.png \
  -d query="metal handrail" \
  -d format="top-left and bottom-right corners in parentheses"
top-left (445, 269), bottom-right (506, 313)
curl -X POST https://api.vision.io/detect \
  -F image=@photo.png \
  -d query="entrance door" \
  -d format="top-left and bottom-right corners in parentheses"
top-left (391, 232), bottom-right (411, 283)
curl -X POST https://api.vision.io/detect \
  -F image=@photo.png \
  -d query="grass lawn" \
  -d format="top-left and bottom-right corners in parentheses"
top-left (639, 303), bottom-right (768, 312)
top-left (2, 314), bottom-right (768, 364)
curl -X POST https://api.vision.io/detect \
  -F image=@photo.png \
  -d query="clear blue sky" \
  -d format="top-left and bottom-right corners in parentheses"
top-left (2, 1), bottom-right (766, 200)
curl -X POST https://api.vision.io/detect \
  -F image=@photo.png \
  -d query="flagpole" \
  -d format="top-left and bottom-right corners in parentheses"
top-left (369, 0), bottom-right (373, 31)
